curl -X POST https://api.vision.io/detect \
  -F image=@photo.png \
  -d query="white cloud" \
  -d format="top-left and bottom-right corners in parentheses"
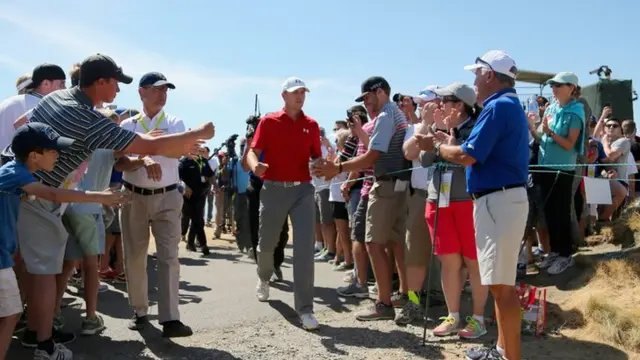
top-left (0, 4), bottom-right (356, 105)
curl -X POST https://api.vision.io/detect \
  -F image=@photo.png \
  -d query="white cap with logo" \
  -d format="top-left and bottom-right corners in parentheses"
top-left (413, 85), bottom-right (441, 104)
top-left (464, 50), bottom-right (517, 79)
top-left (282, 77), bottom-right (310, 92)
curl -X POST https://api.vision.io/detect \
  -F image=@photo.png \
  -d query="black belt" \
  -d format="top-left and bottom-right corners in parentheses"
top-left (471, 183), bottom-right (525, 200)
top-left (124, 181), bottom-right (178, 196)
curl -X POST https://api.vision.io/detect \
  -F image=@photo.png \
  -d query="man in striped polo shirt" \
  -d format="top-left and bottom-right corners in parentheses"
top-left (16, 54), bottom-right (214, 359)
top-left (314, 76), bottom-right (410, 321)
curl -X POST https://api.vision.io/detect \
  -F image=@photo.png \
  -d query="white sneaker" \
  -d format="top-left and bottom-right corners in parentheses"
top-left (33, 343), bottom-right (73, 360)
top-left (300, 313), bottom-right (319, 331)
top-left (256, 280), bottom-right (269, 302)
top-left (547, 256), bottom-right (575, 275)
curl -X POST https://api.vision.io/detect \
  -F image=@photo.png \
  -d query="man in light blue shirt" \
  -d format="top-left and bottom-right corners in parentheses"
top-left (232, 139), bottom-right (251, 252)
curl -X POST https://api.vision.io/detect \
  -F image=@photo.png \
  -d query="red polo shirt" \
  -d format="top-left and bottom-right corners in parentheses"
top-left (250, 110), bottom-right (321, 182)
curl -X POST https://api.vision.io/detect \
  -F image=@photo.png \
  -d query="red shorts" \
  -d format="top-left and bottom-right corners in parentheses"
top-left (425, 200), bottom-right (477, 259)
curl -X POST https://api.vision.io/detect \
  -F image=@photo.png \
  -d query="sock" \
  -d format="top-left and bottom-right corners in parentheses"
top-left (408, 290), bottom-right (420, 305)
top-left (449, 312), bottom-right (460, 323)
top-left (496, 345), bottom-right (505, 356)
top-left (37, 339), bottom-right (55, 355)
top-left (472, 314), bottom-right (484, 325)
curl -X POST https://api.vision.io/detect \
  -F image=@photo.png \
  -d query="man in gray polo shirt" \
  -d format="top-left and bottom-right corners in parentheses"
top-left (315, 76), bottom-right (410, 321)
top-left (16, 54), bottom-right (214, 359)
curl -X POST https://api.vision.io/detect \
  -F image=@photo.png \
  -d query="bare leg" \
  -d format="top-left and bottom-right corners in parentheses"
top-left (0, 314), bottom-right (21, 360)
top-left (30, 274), bottom-right (56, 342)
top-left (82, 255), bottom-right (99, 318)
top-left (463, 257), bottom-right (488, 317)
top-left (491, 284), bottom-right (521, 360)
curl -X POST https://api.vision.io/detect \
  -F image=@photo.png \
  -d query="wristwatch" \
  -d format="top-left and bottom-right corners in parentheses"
top-left (434, 143), bottom-right (441, 156)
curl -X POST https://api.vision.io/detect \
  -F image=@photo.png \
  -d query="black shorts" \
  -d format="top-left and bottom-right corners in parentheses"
top-left (330, 201), bottom-right (348, 221)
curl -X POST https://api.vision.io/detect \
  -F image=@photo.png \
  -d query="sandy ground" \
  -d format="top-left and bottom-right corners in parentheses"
top-left (7, 226), bottom-right (637, 360)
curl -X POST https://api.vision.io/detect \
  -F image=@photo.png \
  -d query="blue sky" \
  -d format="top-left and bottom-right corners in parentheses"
top-left (0, 0), bottom-right (638, 151)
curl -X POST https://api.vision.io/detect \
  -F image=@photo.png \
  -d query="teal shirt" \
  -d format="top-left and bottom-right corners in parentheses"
top-left (538, 100), bottom-right (585, 171)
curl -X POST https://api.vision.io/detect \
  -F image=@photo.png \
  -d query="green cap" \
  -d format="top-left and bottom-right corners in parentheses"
top-left (546, 72), bottom-right (579, 86)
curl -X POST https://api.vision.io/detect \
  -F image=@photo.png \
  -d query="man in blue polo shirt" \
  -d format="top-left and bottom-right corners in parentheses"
top-left (415, 50), bottom-right (528, 360)
top-left (231, 138), bottom-right (251, 252)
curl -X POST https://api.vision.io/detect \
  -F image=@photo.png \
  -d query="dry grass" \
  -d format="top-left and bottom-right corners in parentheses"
top-left (560, 259), bottom-right (640, 351)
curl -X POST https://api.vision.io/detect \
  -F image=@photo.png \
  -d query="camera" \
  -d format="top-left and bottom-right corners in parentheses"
top-left (245, 115), bottom-right (261, 139)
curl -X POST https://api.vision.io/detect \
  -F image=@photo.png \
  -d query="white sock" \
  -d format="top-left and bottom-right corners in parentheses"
top-left (449, 312), bottom-right (460, 323)
top-left (472, 314), bottom-right (484, 325)
top-left (496, 345), bottom-right (505, 356)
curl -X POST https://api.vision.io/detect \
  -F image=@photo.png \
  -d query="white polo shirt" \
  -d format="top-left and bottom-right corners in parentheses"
top-left (311, 143), bottom-right (330, 192)
top-left (404, 123), bottom-right (432, 190)
top-left (0, 93), bottom-right (43, 150)
top-left (120, 110), bottom-right (184, 189)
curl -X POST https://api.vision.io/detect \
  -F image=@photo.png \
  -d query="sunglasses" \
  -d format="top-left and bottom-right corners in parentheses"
top-left (442, 96), bottom-right (462, 104)
top-left (605, 123), bottom-right (620, 129)
top-left (549, 83), bottom-right (569, 88)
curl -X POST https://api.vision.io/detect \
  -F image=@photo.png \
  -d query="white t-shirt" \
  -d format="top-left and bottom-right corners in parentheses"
top-left (0, 93), bottom-right (42, 150)
top-left (120, 110), bottom-right (184, 188)
top-left (329, 172), bottom-right (347, 202)
top-left (403, 123), bottom-right (432, 190)
top-left (208, 156), bottom-right (219, 176)
top-left (311, 143), bottom-right (330, 192)
top-left (627, 152), bottom-right (638, 177)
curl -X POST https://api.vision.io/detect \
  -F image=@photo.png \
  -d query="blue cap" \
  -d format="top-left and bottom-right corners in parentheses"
top-left (139, 72), bottom-right (175, 89)
top-left (11, 123), bottom-right (74, 158)
top-left (115, 108), bottom-right (140, 117)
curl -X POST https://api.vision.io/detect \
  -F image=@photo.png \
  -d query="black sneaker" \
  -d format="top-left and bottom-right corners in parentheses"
top-left (128, 315), bottom-right (149, 330)
top-left (21, 328), bottom-right (75, 348)
top-left (161, 320), bottom-right (193, 338)
top-left (186, 243), bottom-right (197, 252)
top-left (202, 246), bottom-right (211, 256)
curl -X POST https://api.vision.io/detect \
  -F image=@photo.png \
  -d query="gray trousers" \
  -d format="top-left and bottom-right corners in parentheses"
top-left (257, 181), bottom-right (315, 314)
top-left (234, 192), bottom-right (251, 250)
top-left (206, 192), bottom-right (214, 222)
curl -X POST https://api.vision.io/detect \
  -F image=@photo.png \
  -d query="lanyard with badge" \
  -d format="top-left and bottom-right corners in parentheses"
top-left (195, 157), bottom-right (207, 183)
top-left (136, 112), bottom-right (165, 133)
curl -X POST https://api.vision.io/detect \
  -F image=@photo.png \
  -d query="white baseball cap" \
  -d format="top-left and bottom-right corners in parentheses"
top-left (463, 50), bottom-right (517, 79)
top-left (413, 85), bottom-right (441, 104)
top-left (282, 77), bottom-right (310, 92)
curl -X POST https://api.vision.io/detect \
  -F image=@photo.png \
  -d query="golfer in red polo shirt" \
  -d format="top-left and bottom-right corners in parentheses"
top-left (246, 77), bottom-right (322, 330)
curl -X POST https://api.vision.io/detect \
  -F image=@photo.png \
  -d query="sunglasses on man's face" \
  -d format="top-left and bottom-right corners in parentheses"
top-left (605, 123), bottom-right (620, 129)
top-left (549, 83), bottom-right (568, 88)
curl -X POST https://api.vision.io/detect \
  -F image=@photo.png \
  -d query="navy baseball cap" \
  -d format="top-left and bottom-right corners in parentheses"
top-left (11, 123), bottom-right (75, 158)
top-left (139, 72), bottom-right (175, 89)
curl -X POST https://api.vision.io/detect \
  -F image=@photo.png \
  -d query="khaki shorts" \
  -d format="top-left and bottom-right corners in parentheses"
top-left (0, 267), bottom-right (22, 317)
top-left (365, 180), bottom-right (408, 244)
top-left (473, 187), bottom-right (528, 286)
top-left (405, 190), bottom-right (432, 266)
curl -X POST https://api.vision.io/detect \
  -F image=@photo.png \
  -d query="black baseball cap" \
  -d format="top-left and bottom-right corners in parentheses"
top-left (139, 72), bottom-right (175, 89)
top-left (79, 54), bottom-right (133, 87)
top-left (355, 76), bottom-right (391, 102)
top-left (26, 64), bottom-right (66, 89)
top-left (11, 123), bottom-right (75, 159)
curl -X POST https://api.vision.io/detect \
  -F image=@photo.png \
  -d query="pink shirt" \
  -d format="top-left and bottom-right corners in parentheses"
top-left (357, 120), bottom-right (376, 197)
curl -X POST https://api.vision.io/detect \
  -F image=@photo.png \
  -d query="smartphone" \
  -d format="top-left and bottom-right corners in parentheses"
top-left (346, 110), bottom-right (354, 124)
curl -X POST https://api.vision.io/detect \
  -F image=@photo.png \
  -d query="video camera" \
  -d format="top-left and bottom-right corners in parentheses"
top-left (245, 115), bottom-right (261, 139)
top-left (212, 134), bottom-right (240, 160)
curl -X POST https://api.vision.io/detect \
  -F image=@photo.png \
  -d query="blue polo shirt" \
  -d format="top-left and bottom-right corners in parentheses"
top-left (461, 88), bottom-right (529, 194)
top-left (0, 160), bottom-right (37, 269)
top-left (231, 158), bottom-right (250, 193)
